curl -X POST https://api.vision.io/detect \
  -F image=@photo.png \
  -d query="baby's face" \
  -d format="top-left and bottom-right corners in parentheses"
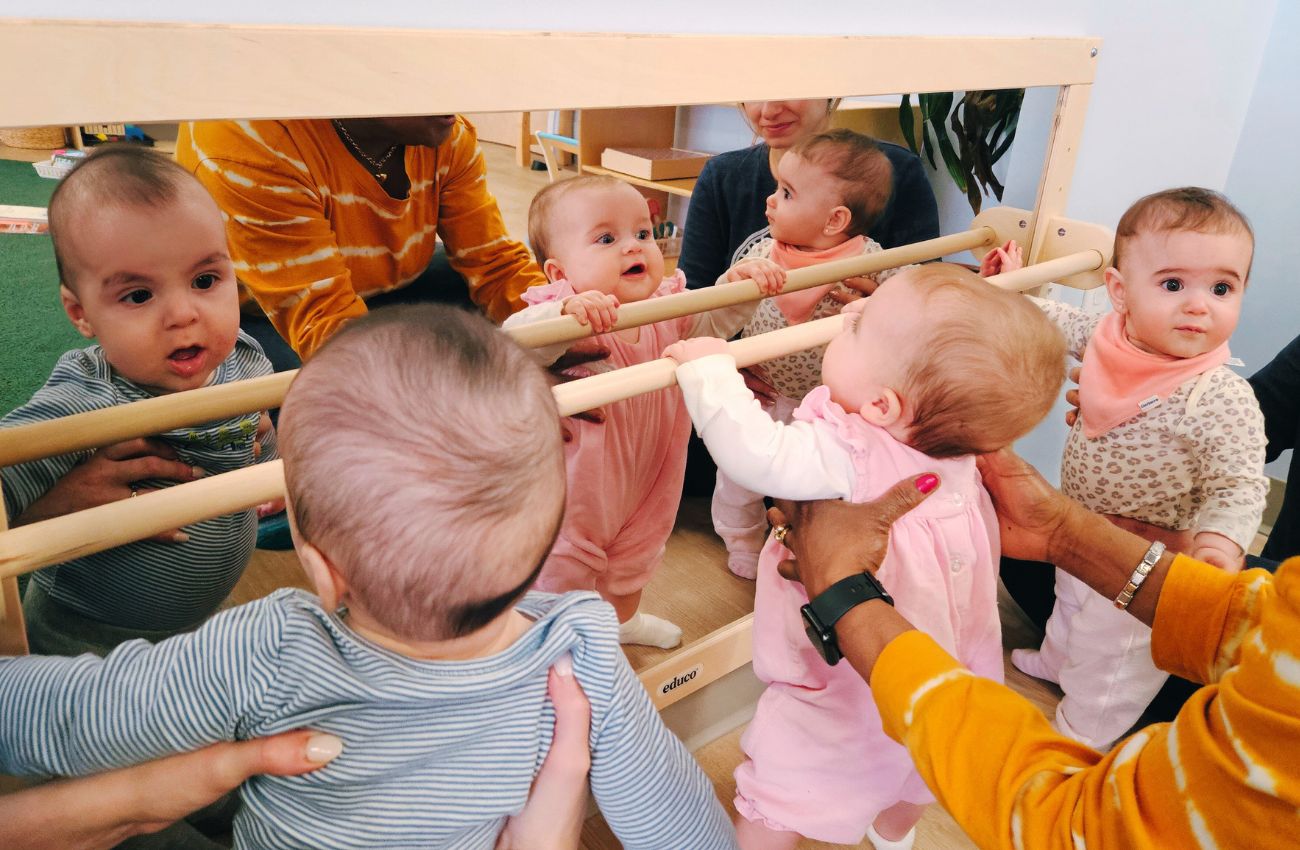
top-left (821, 274), bottom-right (924, 413)
top-left (765, 152), bottom-right (844, 247)
top-left (59, 183), bottom-right (240, 394)
top-left (544, 184), bottom-right (665, 304)
top-left (1110, 228), bottom-right (1252, 358)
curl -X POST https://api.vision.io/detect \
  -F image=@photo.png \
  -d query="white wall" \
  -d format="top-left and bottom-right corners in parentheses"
top-left (6, 0), bottom-right (1286, 476)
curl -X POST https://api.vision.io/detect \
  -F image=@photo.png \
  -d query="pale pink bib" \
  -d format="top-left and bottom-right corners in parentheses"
top-left (1079, 311), bottom-right (1230, 438)
top-left (769, 236), bottom-right (868, 325)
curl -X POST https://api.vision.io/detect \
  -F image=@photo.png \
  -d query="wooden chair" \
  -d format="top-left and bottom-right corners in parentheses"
top-left (534, 131), bottom-right (580, 182)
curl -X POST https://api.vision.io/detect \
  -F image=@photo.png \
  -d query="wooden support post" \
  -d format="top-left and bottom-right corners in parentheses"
top-left (0, 478), bottom-right (29, 655)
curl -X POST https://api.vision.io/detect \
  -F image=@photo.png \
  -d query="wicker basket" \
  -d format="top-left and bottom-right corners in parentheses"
top-left (655, 234), bottom-right (683, 259)
top-left (0, 126), bottom-right (67, 150)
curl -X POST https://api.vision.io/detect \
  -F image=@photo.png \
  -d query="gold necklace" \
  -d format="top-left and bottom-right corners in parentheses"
top-left (333, 119), bottom-right (399, 182)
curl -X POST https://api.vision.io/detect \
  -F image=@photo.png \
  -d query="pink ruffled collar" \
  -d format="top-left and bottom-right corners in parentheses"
top-left (520, 269), bottom-right (687, 306)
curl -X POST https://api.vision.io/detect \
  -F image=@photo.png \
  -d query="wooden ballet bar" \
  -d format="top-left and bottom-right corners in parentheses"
top-left (508, 228), bottom-right (996, 349)
top-left (0, 250), bottom-right (1093, 580)
top-left (0, 230), bottom-right (990, 470)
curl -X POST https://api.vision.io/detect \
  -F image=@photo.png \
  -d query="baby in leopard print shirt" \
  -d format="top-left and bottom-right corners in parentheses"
top-left (1015, 187), bottom-right (1267, 750)
top-left (710, 128), bottom-right (1010, 580)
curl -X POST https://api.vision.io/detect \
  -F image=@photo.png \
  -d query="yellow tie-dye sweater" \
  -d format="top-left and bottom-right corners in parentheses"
top-left (176, 118), bottom-right (544, 358)
top-left (873, 555), bottom-right (1300, 849)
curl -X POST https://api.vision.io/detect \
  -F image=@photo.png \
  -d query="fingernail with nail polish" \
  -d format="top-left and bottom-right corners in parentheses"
top-left (554, 653), bottom-right (574, 677)
top-left (172, 532), bottom-right (191, 543)
top-left (192, 466), bottom-right (207, 479)
top-left (916, 474), bottom-right (939, 494)
top-left (305, 733), bottom-right (343, 764)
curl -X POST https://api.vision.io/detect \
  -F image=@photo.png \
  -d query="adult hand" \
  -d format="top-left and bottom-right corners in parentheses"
top-left (828, 276), bottom-right (878, 306)
top-left (1102, 514), bottom-right (1196, 556)
top-left (496, 655), bottom-right (592, 850)
top-left (975, 448), bottom-right (1078, 565)
top-left (740, 367), bottom-right (779, 406)
top-left (767, 473), bottom-right (940, 599)
top-left (13, 438), bottom-right (206, 543)
top-left (550, 340), bottom-right (612, 429)
top-left (0, 729), bottom-right (341, 850)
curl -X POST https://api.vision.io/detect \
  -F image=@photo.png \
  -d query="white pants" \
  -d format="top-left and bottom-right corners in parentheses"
top-left (1039, 568), bottom-right (1168, 749)
top-left (710, 395), bottom-right (800, 562)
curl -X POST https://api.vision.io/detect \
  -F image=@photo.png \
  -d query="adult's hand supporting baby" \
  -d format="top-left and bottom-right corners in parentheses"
top-left (549, 340), bottom-right (613, 428)
top-left (0, 729), bottom-right (342, 850)
top-left (495, 655), bottom-right (593, 850)
top-left (12, 438), bottom-right (205, 543)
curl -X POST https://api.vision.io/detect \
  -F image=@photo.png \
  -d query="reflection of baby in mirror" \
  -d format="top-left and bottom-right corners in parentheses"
top-left (1013, 187), bottom-right (1267, 750)
top-left (504, 176), bottom-right (782, 649)
top-left (667, 265), bottom-right (1065, 850)
top-left (713, 129), bottom-right (1019, 581)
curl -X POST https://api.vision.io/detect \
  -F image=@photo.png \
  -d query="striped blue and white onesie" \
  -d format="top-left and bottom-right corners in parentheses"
top-left (1, 331), bottom-right (275, 632)
top-left (0, 589), bottom-right (738, 850)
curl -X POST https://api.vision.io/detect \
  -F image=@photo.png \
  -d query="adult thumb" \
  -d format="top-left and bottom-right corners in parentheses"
top-left (872, 473), bottom-right (940, 526)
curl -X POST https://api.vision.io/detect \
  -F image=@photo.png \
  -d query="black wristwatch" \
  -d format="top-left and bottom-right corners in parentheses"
top-left (801, 572), bottom-right (894, 665)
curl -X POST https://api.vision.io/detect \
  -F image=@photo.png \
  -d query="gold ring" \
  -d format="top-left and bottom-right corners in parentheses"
top-left (772, 524), bottom-right (790, 544)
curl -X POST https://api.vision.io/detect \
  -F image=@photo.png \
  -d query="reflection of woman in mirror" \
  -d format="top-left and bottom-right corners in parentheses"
top-left (677, 99), bottom-right (939, 294)
top-left (176, 116), bottom-right (546, 371)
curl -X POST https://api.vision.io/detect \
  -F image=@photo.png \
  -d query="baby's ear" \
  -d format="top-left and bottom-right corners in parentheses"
top-left (824, 206), bottom-right (852, 238)
top-left (857, 386), bottom-right (904, 428)
top-left (59, 284), bottom-right (95, 339)
top-left (1103, 267), bottom-right (1127, 314)
top-left (543, 258), bottom-right (566, 284)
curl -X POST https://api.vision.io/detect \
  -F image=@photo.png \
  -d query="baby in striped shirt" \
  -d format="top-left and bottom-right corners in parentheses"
top-left (1, 145), bottom-right (280, 656)
top-left (0, 304), bottom-right (737, 850)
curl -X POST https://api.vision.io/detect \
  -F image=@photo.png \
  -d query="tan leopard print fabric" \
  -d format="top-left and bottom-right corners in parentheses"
top-left (735, 237), bottom-right (911, 401)
top-left (1034, 297), bottom-right (1268, 550)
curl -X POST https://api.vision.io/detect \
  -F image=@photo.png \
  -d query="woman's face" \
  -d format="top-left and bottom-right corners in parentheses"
top-left (741, 100), bottom-right (833, 149)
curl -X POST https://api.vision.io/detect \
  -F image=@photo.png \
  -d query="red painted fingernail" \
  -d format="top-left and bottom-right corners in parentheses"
top-left (916, 474), bottom-right (939, 494)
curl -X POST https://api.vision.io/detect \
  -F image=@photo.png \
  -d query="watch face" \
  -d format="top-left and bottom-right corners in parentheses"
top-left (800, 604), bottom-right (840, 665)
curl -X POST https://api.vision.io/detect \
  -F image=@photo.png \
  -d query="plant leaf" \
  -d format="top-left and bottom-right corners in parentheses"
top-left (898, 94), bottom-right (919, 154)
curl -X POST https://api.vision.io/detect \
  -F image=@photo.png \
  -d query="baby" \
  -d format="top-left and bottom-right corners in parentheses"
top-left (714, 129), bottom-right (1010, 579)
top-left (667, 264), bottom-right (1065, 850)
top-left (1, 145), bottom-right (278, 656)
top-left (0, 305), bottom-right (737, 850)
top-left (504, 175), bottom-right (780, 649)
top-left (1012, 187), bottom-right (1267, 749)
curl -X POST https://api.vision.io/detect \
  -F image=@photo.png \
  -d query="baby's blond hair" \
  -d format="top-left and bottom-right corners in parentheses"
top-left (279, 304), bottom-right (566, 642)
top-left (527, 174), bottom-right (632, 265)
top-left (893, 265), bottom-right (1066, 457)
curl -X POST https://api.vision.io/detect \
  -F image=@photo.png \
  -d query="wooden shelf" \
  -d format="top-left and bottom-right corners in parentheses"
top-left (581, 163), bottom-right (697, 198)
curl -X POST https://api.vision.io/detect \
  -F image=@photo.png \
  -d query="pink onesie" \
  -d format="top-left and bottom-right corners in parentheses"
top-left (504, 271), bottom-right (752, 598)
top-left (674, 358), bottom-right (1005, 845)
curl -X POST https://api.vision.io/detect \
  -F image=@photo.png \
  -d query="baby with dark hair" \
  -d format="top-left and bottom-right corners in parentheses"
top-left (0, 304), bottom-right (738, 850)
top-left (2, 144), bottom-right (279, 656)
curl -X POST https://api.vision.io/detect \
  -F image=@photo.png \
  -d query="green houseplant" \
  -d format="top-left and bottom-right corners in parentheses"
top-left (898, 89), bottom-right (1024, 214)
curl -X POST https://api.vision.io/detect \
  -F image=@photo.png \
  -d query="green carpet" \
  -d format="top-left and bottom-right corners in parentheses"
top-left (0, 158), bottom-right (86, 416)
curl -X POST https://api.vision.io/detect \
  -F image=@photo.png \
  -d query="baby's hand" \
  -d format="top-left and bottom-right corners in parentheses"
top-left (1192, 530), bottom-right (1244, 572)
top-left (257, 497), bottom-right (286, 519)
top-left (979, 240), bottom-right (1024, 277)
top-left (563, 291), bottom-right (620, 334)
top-left (726, 258), bottom-right (786, 295)
top-left (663, 337), bottom-right (731, 364)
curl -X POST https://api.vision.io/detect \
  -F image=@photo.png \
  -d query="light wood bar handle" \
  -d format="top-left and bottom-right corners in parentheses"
top-left (987, 249), bottom-right (1104, 292)
top-left (0, 462), bottom-right (286, 580)
top-left (0, 229), bottom-right (994, 469)
top-left (508, 228), bottom-right (994, 350)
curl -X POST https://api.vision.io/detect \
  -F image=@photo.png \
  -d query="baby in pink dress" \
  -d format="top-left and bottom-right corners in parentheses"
top-left (667, 264), bottom-right (1065, 850)
top-left (505, 175), bottom-right (782, 648)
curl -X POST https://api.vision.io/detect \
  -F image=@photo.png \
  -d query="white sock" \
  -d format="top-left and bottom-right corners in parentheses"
top-left (1011, 647), bottom-right (1061, 685)
top-left (619, 612), bottom-right (682, 649)
top-left (866, 823), bottom-right (915, 850)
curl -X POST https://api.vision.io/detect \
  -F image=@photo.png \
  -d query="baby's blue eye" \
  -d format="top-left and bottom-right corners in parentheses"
top-left (597, 233), bottom-right (615, 245)
top-left (782, 188), bottom-right (791, 200)
top-left (122, 289), bottom-right (151, 305)
top-left (636, 229), bottom-right (651, 240)
top-left (1161, 279), bottom-right (1182, 292)
top-left (1212, 282), bottom-right (1232, 297)
top-left (193, 273), bottom-right (217, 290)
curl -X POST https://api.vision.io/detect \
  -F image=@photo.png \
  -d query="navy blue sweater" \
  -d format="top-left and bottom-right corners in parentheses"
top-left (1250, 334), bottom-right (1300, 561)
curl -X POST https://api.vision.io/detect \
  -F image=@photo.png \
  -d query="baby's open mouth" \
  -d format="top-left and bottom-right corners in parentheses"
top-left (169, 346), bottom-right (204, 362)
top-left (622, 263), bottom-right (646, 276)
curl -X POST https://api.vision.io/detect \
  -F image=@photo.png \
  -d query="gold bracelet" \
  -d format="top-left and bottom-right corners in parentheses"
top-left (1114, 540), bottom-right (1165, 610)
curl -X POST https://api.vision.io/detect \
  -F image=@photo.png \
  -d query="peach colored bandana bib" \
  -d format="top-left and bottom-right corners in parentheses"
top-left (768, 236), bottom-right (868, 325)
top-left (1079, 311), bottom-right (1229, 438)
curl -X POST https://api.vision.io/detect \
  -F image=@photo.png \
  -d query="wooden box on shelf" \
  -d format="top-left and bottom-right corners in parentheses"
top-left (600, 146), bottom-right (710, 181)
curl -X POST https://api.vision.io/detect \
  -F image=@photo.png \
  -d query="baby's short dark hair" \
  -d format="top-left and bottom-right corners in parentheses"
top-left (47, 145), bottom-right (196, 288)
top-left (279, 304), bottom-right (567, 642)
top-left (790, 129), bottom-right (895, 238)
top-left (1114, 187), bottom-right (1254, 271)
